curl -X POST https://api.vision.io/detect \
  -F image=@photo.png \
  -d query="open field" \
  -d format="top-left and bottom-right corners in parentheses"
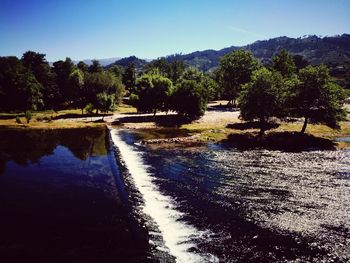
top-left (1, 101), bottom-right (350, 147)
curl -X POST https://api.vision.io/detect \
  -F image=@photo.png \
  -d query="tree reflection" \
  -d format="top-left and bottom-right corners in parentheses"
top-left (0, 127), bottom-right (107, 175)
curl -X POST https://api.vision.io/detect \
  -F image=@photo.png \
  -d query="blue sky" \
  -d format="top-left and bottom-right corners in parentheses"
top-left (0, 0), bottom-right (349, 61)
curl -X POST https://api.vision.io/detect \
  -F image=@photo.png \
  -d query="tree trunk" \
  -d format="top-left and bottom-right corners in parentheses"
top-left (300, 116), bottom-right (308, 134)
top-left (258, 118), bottom-right (266, 137)
top-left (153, 109), bottom-right (157, 118)
top-left (81, 108), bottom-right (84, 115)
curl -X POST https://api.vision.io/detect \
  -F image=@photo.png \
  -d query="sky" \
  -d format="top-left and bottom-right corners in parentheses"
top-left (0, 0), bottom-right (349, 61)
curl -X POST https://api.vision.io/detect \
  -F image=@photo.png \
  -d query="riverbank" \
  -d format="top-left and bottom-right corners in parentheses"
top-left (1, 101), bottom-right (350, 148)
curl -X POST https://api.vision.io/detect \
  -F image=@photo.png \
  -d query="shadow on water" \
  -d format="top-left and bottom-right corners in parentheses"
top-left (224, 132), bottom-right (336, 151)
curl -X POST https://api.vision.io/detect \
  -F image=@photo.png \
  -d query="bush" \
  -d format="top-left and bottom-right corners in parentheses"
top-left (85, 103), bottom-right (94, 114)
top-left (25, 110), bottom-right (32, 123)
top-left (15, 115), bottom-right (21, 124)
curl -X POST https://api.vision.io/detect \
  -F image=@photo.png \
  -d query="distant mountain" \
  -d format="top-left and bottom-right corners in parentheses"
top-left (165, 34), bottom-right (350, 72)
top-left (73, 57), bottom-right (121, 67)
top-left (106, 56), bottom-right (148, 70)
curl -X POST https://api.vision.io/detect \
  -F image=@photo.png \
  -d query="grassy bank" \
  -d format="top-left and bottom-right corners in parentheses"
top-left (0, 103), bottom-right (135, 130)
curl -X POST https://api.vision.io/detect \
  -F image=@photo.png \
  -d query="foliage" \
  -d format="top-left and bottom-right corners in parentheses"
top-left (218, 49), bottom-right (260, 105)
top-left (239, 68), bottom-right (285, 135)
top-left (25, 110), bottom-right (32, 123)
top-left (122, 62), bottom-right (137, 93)
top-left (85, 103), bottom-right (94, 114)
top-left (270, 49), bottom-right (296, 77)
top-left (170, 68), bottom-right (211, 119)
top-left (0, 56), bottom-right (43, 111)
top-left (16, 116), bottom-right (21, 124)
top-left (96, 92), bottom-right (116, 119)
top-left (289, 65), bottom-right (347, 133)
top-left (133, 73), bottom-right (173, 115)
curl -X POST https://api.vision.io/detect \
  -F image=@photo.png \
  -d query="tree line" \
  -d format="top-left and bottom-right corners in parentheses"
top-left (0, 50), bottom-right (348, 134)
top-left (0, 52), bottom-right (124, 115)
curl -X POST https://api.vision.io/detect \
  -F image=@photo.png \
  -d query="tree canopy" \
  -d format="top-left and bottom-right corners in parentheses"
top-left (239, 67), bottom-right (285, 135)
top-left (218, 49), bottom-right (260, 106)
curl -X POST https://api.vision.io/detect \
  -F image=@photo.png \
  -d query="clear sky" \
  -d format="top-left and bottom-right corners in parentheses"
top-left (0, 0), bottom-right (349, 61)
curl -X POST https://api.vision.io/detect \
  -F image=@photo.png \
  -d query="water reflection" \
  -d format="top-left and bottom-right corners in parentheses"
top-left (0, 127), bottom-right (107, 175)
top-left (0, 127), bottom-right (150, 263)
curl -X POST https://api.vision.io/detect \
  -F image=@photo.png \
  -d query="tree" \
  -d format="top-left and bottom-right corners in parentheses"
top-left (239, 68), bottom-right (285, 136)
top-left (270, 49), bottom-right (296, 77)
top-left (0, 56), bottom-right (43, 111)
top-left (218, 49), bottom-right (260, 106)
top-left (52, 58), bottom-right (75, 107)
top-left (69, 68), bottom-right (85, 114)
top-left (170, 68), bottom-right (210, 119)
top-left (77, 61), bottom-right (89, 72)
top-left (132, 73), bottom-right (173, 116)
top-left (122, 62), bottom-right (136, 93)
top-left (96, 92), bottom-right (116, 120)
top-left (89, 60), bottom-right (103, 73)
top-left (293, 55), bottom-right (309, 71)
top-left (171, 79), bottom-right (208, 119)
top-left (291, 65), bottom-right (347, 133)
top-left (84, 71), bottom-right (125, 114)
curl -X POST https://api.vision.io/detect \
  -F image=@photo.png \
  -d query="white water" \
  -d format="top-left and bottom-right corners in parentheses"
top-left (110, 129), bottom-right (218, 263)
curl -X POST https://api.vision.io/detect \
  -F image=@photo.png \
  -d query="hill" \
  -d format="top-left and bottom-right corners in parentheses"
top-left (165, 34), bottom-right (350, 72)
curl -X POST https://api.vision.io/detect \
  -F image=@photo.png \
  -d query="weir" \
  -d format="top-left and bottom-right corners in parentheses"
top-left (109, 128), bottom-right (218, 263)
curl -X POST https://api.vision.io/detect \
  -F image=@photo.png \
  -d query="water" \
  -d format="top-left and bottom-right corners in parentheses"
top-left (111, 129), bottom-right (350, 262)
top-left (1, 127), bottom-right (349, 262)
top-left (110, 128), bottom-right (218, 263)
top-left (0, 128), bottom-right (150, 262)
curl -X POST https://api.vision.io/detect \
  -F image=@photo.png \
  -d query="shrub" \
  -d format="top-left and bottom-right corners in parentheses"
top-left (25, 110), bottom-right (32, 123)
top-left (15, 115), bottom-right (21, 124)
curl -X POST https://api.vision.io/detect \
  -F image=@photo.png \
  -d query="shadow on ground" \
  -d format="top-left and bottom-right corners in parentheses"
top-left (53, 113), bottom-right (113, 120)
top-left (112, 114), bottom-right (193, 127)
top-left (224, 132), bottom-right (336, 151)
top-left (227, 121), bottom-right (280, 131)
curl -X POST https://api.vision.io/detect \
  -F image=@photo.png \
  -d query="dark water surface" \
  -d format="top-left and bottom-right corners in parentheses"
top-left (1, 127), bottom-right (349, 263)
top-left (0, 128), bottom-right (149, 263)
top-left (115, 129), bottom-right (350, 263)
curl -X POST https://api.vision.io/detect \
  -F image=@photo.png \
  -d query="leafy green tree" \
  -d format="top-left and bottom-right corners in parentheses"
top-left (219, 49), bottom-right (260, 106)
top-left (77, 61), bottom-right (89, 72)
top-left (96, 92), bottom-right (116, 120)
top-left (108, 65), bottom-right (124, 79)
top-left (89, 60), bottom-right (103, 73)
top-left (69, 68), bottom-right (86, 114)
top-left (25, 110), bottom-right (32, 123)
top-left (293, 55), bottom-right (309, 71)
top-left (271, 49), bottom-right (296, 77)
top-left (171, 79), bottom-right (208, 119)
top-left (21, 51), bottom-right (57, 110)
top-left (170, 68), bottom-right (211, 119)
top-left (52, 58), bottom-right (75, 106)
top-left (132, 73), bottom-right (173, 116)
top-left (0, 56), bottom-right (43, 111)
top-left (122, 62), bottom-right (136, 93)
top-left (239, 67), bottom-right (285, 136)
top-left (169, 60), bottom-right (186, 83)
top-left (84, 71), bottom-right (124, 113)
top-left (290, 65), bottom-right (347, 133)
top-left (145, 58), bottom-right (171, 77)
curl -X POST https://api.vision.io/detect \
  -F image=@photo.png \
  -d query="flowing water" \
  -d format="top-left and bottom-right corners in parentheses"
top-left (1, 127), bottom-right (349, 262)
top-left (110, 128), bottom-right (350, 263)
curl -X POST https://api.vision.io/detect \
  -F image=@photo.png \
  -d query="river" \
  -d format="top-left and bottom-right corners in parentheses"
top-left (0, 127), bottom-right (349, 262)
